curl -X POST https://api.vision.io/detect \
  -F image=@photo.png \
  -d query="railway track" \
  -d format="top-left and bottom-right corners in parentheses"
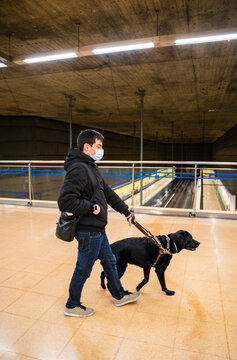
top-left (144, 179), bottom-right (194, 208)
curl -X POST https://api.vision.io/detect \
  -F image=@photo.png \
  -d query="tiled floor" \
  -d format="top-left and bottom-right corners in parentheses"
top-left (0, 204), bottom-right (236, 360)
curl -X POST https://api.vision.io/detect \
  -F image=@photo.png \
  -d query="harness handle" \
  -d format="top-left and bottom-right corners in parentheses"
top-left (131, 218), bottom-right (166, 266)
top-left (131, 217), bottom-right (164, 250)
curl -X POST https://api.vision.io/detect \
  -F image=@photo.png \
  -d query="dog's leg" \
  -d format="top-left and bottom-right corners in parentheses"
top-left (155, 255), bottom-right (175, 296)
top-left (100, 263), bottom-right (127, 290)
top-left (116, 262), bottom-right (127, 279)
top-left (136, 268), bottom-right (151, 291)
top-left (100, 271), bottom-right (106, 289)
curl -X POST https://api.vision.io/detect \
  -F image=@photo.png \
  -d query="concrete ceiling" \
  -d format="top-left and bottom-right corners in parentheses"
top-left (0, 0), bottom-right (237, 143)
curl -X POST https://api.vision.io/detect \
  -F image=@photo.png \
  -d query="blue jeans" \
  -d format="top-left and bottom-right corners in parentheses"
top-left (66, 230), bottom-right (125, 308)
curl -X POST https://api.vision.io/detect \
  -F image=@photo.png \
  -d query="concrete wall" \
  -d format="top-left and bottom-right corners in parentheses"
top-left (164, 143), bottom-right (212, 161)
top-left (213, 125), bottom-right (237, 162)
top-left (0, 116), bottom-right (165, 160)
top-left (0, 115), bottom-right (227, 162)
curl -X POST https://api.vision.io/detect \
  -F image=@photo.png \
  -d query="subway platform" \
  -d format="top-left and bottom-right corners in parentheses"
top-left (0, 204), bottom-right (236, 360)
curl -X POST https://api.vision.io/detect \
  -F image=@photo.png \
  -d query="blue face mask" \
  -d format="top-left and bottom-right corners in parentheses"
top-left (90, 148), bottom-right (104, 161)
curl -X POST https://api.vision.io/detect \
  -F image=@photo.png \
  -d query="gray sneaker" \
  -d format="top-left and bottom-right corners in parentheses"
top-left (64, 304), bottom-right (94, 317)
top-left (114, 291), bottom-right (141, 307)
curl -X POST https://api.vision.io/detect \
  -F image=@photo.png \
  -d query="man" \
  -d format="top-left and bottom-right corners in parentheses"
top-left (58, 129), bottom-right (141, 317)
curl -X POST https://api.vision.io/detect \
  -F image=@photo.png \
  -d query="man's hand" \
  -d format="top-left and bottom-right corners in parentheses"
top-left (93, 204), bottom-right (101, 215)
top-left (127, 213), bottom-right (135, 226)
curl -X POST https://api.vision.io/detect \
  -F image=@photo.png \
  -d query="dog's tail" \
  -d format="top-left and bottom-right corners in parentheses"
top-left (100, 271), bottom-right (106, 289)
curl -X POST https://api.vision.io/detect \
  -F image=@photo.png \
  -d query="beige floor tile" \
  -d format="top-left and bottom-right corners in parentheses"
top-left (194, 245), bottom-right (216, 257)
top-left (13, 320), bottom-right (75, 360)
top-left (58, 329), bottom-right (123, 360)
top-left (0, 312), bottom-right (35, 351)
top-left (50, 262), bottom-right (75, 280)
top-left (179, 294), bottom-right (224, 323)
top-left (81, 296), bottom-right (136, 337)
top-left (216, 249), bottom-right (237, 267)
top-left (0, 287), bottom-right (24, 311)
top-left (23, 259), bottom-right (62, 275)
top-left (79, 281), bottom-right (107, 306)
top-left (223, 300), bottom-right (237, 326)
top-left (226, 324), bottom-right (237, 360)
top-left (169, 224), bottom-right (193, 233)
top-left (182, 278), bottom-right (221, 300)
top-left (0, 206), bottom-right (236, 360)
top-left (0, 351), bottom-right (37, 359)
top-left (221, 284), bottom-right (237, 303)
top-left (40, 298), bottom-right (85, 329)
top-left (2, 271), bottom-right (44, 291)
top-left (31, 276), bottom-right (69, 297)
top-left (169, 251), bottom-right (188, 270)
top-left (114, 339), bottom-right (173, 360)
top-left (214, 238), bottom-right (237, 250)
top-left (0, 269), bottom-right (17, 284)
top-left (0, 257), bottom-right (34, 272)
top-left (174, 317), bottom-right (229, 358)
top-left (172, 348), bottom-right (229, 360)
top-left (137, 290), bottom-right (181, 317)
top-left (185, 262), bottom-right (219, 282)
top-left (124, 312), bottom-right (177, 347)
top-left (218, 267), bottom-right (237, 287)
top-left (5, 291), bottom-right (57, 319)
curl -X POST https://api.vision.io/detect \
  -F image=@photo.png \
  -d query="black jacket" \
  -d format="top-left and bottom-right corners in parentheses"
top-left (57, 149), bottom-right (130, 232)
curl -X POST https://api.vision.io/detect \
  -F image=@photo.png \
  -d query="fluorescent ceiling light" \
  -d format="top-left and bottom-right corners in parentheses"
top-left (0, 62), bottom-right (7, 68)
top-left (175, 33), bottom-right (237, 45)
top-left (23, 52), bottom-right (77, 64)
top-left (92, 42), bottom-right (154, 55)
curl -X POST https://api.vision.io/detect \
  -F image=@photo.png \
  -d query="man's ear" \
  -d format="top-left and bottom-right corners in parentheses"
top-left (83, 143), bottom-right (90, 154)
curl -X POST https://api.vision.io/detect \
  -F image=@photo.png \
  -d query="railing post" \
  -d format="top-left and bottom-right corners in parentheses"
top-left (131, 163), bottom-right (135, 209)
top-left (192, 163), bottom-right (197, 215)
top-left (28, 162), bottom-right (32, 205)
top-left (139, 90), bottom-right (145, 206)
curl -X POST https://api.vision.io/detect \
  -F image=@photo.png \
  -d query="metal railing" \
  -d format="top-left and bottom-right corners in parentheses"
top-left (0, 160), bottom-right (236, 218)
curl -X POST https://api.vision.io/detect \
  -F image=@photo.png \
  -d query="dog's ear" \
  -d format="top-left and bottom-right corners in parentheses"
top-left (180, 230), bottom-right (191, 237)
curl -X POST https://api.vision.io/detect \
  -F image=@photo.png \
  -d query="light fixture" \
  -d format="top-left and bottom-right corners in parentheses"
top-left (175, 33), bottom-right (237, 45)
top-left (23, 52), bottom-right (77, 64)
top-left (0, 62), bottom-right (7, 68)
top-left (92, 42), bottom-right (154, 55)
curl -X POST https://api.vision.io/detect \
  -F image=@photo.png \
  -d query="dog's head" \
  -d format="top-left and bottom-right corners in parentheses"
top-left (169, 230), bottom-right (200, 253)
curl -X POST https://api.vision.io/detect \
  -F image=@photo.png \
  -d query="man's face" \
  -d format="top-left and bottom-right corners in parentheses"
top-left (83, 138), bottom-right (103, 156)
top-left (90, 138), bottom-right (103, 155)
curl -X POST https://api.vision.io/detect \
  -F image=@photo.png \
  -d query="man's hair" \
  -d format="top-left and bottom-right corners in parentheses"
top-left (77, 129), bottom-right (104, 150)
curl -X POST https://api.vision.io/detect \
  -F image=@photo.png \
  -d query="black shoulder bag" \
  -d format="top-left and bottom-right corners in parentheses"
top-left (56, 163), bottom-right (96, 242)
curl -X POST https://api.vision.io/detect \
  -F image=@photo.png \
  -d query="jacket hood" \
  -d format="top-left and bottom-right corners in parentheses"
top-left (64, 148), bottom-right (95, 171)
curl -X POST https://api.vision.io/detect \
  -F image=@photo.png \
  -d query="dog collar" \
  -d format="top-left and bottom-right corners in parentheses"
top-left (165, 235), bottom-right (178, 254)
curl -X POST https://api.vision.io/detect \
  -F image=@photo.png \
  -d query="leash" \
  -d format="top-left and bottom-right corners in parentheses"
top-left (131, 217), bottom-right (173, 267)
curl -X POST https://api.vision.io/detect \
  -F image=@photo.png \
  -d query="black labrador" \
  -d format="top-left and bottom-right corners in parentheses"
top-left (100, 230), bottom-right (200, 296)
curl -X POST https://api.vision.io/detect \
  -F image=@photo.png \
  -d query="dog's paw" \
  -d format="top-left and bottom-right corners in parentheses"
top-left (164, 289), bottom-right (175, 296)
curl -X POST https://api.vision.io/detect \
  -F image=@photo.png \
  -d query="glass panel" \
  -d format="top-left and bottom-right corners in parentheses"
top-left (98, 166), bottom-right (133, 201)
top-left (0, 165), bottom-right (29, 199)
top-left (31, 166), bottom-right (65, 201)
top-left (200, 167), bottom-right (237, 212)
top-left (0, 162), bottom-right (236, 214)
top-left (142, 166), bottom-right (195, 209)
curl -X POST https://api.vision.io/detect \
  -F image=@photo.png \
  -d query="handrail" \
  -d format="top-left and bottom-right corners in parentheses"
top-left (0, 159), bottom-right (236, 218)
top-left (0, 160), bottom-right (236, 166)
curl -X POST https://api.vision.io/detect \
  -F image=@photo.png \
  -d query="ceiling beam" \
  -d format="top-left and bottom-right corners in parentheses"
top-left (13, 27), bottom-right (237, 65)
